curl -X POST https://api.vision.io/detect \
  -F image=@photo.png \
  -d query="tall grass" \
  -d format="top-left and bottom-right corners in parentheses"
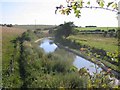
top-left (2, 27), bottom-right (26, 88)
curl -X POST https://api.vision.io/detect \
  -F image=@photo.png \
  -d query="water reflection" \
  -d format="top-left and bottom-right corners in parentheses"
top-left (39, 38), bottom-right (102, 74)
top-left (73, 56), bottom-right (102, 75)
top-left (40, 38), bottom-right (57, 53)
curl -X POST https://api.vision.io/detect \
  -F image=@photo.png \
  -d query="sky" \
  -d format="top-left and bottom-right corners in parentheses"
top-left (0, 0), bottom-right (119, 27)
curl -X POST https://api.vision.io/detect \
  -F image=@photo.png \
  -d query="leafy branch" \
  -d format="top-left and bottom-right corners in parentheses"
top-left (55, 0), bottom-right (119, 18)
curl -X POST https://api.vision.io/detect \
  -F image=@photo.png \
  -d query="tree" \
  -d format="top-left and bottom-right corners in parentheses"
top-left (6, 24), bottom-right (13, 27)
top-left (103, 31), bottom-right (107, 37)
top-left (55, 22), bottom-right (74, 38)
top-left (55, 0), bottom-right (118, 18)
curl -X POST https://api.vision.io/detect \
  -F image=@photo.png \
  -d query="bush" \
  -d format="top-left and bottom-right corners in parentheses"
top-left (21, 30), bottom-right (37, 41)
top-left (63, 72), bottom-right (89, 88)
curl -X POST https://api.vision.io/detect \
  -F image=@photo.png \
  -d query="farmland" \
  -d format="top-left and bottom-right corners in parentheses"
top-left (2, 26), bottom-right (26, 67)
top-left (75, 27), bottom-right (117, 31)
top-left (67, 34), bottom-right (118, 53)
top-left (14, 25), bottom-right (56, 30)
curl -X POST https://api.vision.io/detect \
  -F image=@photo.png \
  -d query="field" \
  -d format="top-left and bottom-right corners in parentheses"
top-left (75, 27), bottom-right (117, 31)
top-left (66, 33), bottom-right (119, 72)
top-left (2, 27), bottom-right (26, 66)
top-left (14, 25), bottom-right (56, 30)
top-left (68, 34), bottom-right (118, 53)
top-left (2, 26), bottom-right (26, 87)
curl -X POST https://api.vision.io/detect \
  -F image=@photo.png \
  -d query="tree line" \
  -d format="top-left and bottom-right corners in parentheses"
top-left (0, 24), bottom-right (13, 27)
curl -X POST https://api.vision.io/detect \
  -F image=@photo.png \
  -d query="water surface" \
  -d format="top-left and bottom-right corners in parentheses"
top-left (40, 38), bottom-right (102, 74)
top-left (40, 38), bottom-right (57, 53)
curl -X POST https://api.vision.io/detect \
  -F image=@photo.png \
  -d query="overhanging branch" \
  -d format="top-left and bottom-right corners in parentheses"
top-left (81, 6), bottom-right (118, 13)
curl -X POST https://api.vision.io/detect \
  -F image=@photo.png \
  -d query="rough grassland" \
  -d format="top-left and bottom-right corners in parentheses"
top-left (2, 27), bottom-right (26, 68)
top-left (68, 34), bottom-right (118, 53)
top-left (14, 25), bottom-right (56, 30)
top-left (2, 27), bottom-right (26, 87)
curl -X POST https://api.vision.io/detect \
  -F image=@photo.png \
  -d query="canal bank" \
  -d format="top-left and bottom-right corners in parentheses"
top-left (55, 42), bottom-right (120, 79)
top-left (36, 37), bottom-right (120, 86)
top-left (39, 37), bottom-right (102, 74)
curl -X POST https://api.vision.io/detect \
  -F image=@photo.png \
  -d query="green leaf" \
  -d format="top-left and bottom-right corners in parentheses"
top-left (79, 0), bottom-right (83, 7)
top-left (72, 5), bottom-right (77, 10)
top-left (107, 2), bottom-right (114, 7)
top-left (87, 1), bottom-right (90, 5)
top-left (100, 0), bottom-right (104, 8)
top-left (75, 9), bottom-right (80, 13)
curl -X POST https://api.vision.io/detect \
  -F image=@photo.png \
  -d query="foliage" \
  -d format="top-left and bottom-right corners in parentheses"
top-left (3, 28), bottom-right (119, 88)
top-left (55, 0), bottom-right (118, 18)
top-left (55, 22), bottom-right (74, 38)
top-left (2, 27), bottom-right (26, 88)
top-left (1, 24), bottom-right (13, 27)
top-left (55, 33), bottom-right (119, 72)
top-left (21, 30), bottom-right (37, 41)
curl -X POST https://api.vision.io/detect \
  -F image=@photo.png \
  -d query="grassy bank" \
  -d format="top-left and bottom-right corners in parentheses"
top-left (18, 31), bottom-right (119, 88)
top-left (54, 36), bottom-right (119, 73)
top-left (2, 27), bottom-right (26, 87)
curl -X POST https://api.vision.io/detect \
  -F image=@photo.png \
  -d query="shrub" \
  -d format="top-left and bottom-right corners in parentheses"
top-left (63, 72), bottom-right (89, 88)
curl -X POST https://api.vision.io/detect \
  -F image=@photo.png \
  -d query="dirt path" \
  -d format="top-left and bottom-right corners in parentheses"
top-left (34, 37), bottom-right (53, 43)
top-left (34, 38), bottom-right (43, 43)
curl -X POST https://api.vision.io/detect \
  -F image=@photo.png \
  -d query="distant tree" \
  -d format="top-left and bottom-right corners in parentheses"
top-left (85, 26), bottom-right (97, 28)
top-left (55, 22), bottom-right (74, 38)
top-left (116, 29), bottom-right (120, 39)
top-left (2, 24), bottom-right (6, 27)
top-left (108, 29), bottom-right (115, 32)
top-left (103, 31), bottom-right (107, 37)
top-left (101, 30), bottom-right (104, 32)
top-left (109, 31), bottom-right (114, 37)
top-left (6, 24), bottom-right (13, 27)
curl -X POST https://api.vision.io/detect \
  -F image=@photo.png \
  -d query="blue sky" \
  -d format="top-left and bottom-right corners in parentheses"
top-left (0, 0), bottom-right (119, 27)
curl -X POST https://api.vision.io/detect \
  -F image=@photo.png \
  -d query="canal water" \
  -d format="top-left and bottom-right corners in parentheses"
top-left (40, 38), bottom-right (102, 75)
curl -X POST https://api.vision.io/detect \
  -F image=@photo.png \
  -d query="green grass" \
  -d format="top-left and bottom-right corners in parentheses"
top-left (75, 27), bottom-right (117, 31)
top-left (2, 27), bottom-right (26, 71)
top-left (68, 34), bottom-right (118, 53)
top-left (2, 27), bottom-right (26, 88)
